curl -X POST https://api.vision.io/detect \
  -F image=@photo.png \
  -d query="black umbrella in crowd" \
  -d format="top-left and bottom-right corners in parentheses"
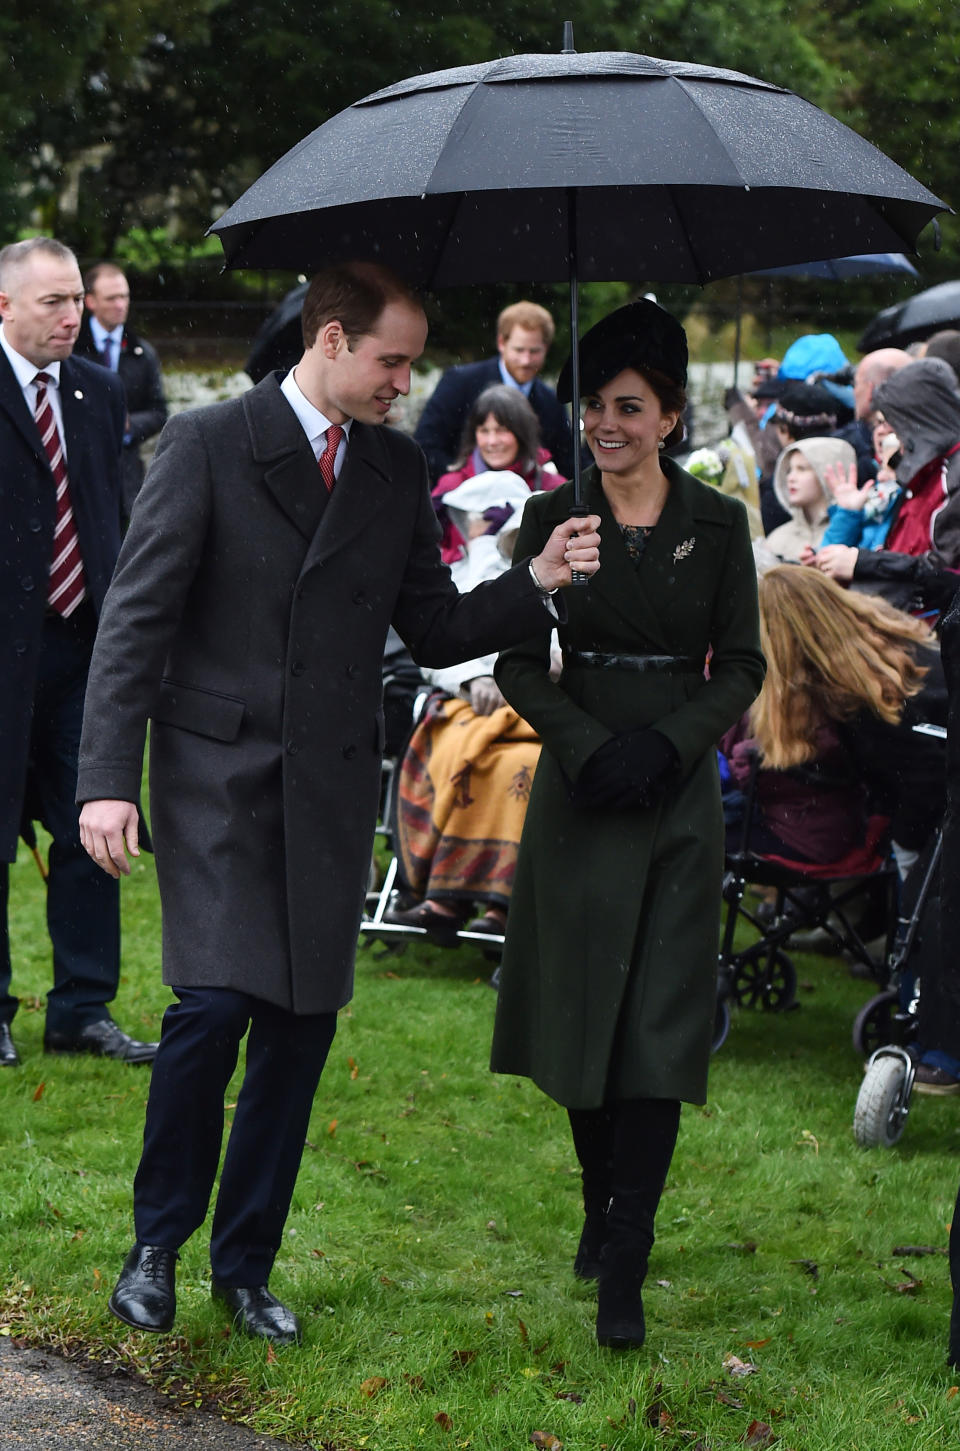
top-left (859, 278), bottom-right (960, 352)
top-left (211, 30), bottom-right (946, 508)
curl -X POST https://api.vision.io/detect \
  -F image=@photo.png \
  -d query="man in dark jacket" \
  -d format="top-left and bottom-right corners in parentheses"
top-left (414, 300), bottom-right (575, 482)
top-left (0, 237), bottom-right (158, 1069)
top-left (77, 261), bottom-right (600, 1346)
top-left (75, 263), bottom-right (167, 524)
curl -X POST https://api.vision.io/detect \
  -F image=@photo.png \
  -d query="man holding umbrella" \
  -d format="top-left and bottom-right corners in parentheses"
top-left (76, 261), bottom-right (600, 1346)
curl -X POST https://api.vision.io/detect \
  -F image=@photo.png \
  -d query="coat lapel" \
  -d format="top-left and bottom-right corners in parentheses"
top-left (243, 375), bottom-right (328, 542)
top-left (300, 423), bottom-right (395, 574)
top-left (0, 349), bottom-right (47, 465)
top-left (586, 461), bottom-right (711, 651)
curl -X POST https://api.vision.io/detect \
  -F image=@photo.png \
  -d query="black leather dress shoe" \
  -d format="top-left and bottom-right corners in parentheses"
top-left (211, 1281), bottom-right (302, 1344)
top-left (0, 1022), bottom-right (20, 1067)
top-left (43, 1018), bottom-right (158, 1063)
top-left (109, 1243), bottom-right (178, 1332)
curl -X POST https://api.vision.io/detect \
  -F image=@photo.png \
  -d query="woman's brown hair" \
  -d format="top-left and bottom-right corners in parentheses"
top-left (751, 566), bottom-right (932, 768)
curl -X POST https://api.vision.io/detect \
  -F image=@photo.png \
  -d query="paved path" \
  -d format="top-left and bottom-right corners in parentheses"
top-left (0, 1338), bottom-right (312, 1449)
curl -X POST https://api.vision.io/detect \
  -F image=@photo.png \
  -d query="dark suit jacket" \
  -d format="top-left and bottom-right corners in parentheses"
top-left (77, 373), bottom-right (557, 1015)
top-left (0, 347), bottom-right (125, 860)
top-left (414, 357), bottom-right (575, 482)
top-left (75, 316), bottom-right (167, 518)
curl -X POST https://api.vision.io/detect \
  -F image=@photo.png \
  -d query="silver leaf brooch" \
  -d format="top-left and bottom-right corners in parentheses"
top-left (672, 537), bottom-right (695, 563)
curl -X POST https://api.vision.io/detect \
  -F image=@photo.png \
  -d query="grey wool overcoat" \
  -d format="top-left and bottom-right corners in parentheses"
top-left (490, 462), bottom-right (765, 1109)
top-left (76, 374), bottom-right (556, 1014)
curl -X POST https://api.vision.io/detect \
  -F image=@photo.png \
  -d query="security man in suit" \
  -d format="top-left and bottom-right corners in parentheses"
top-left (0, 237), bottom-right (159, 1068)
top-left (74, 262), bottom-right (167, 524)
top-left (414, 299), bottom-right (576, 483)
top-left (77, 261), bottom-right (601, 1346)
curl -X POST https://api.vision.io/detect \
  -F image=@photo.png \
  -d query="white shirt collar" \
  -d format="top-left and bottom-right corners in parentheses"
top-left (280, 367), bottom-right (353, 450)
top-left (89, 316), bottom-right (123, 350)
top-left (0, 324), bottom-right (62, 391)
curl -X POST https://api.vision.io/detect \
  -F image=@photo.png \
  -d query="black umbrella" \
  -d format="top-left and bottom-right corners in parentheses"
top-left (859, 279), bottom-right (960, 352)
top-left (211, 34), bottom-right (945, 509)
top-left (245, 281), bottom-right (308, 383)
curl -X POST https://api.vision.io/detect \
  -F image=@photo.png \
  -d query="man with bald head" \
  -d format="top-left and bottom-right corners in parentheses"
top-left (0, 237), bottom-right (157, 1068)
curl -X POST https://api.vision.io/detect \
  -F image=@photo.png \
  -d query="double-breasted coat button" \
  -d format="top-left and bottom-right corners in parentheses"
top-left (21, 576), bottom-right (34, 592)
top-left (342, 744), bottom-right (357, 760)
top-left (290, 660), bottom-right (305, 676)
top-left (345, 663), bottom-right (357, 678)
top-left (27, 517), bottom-right (42, 533)
top-left (286, 741), bottom-right (299, 756)
top-left (352, 589), bottom-right (365, 605)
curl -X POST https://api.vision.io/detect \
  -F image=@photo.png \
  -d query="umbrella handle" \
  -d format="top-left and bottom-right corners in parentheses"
top-left (569, 503), bottom-right (590, 586)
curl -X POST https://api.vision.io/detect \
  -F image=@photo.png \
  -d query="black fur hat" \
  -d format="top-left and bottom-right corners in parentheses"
top-left (557, 299), bottom-right (688, 403)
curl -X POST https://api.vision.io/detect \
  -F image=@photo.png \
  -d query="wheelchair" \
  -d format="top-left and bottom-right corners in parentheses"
top-left (716, 750), bottom-right (896, 1040)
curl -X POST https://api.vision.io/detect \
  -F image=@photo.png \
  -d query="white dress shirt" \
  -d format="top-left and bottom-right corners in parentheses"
top-left (280, 368), bottom-right (351, 477)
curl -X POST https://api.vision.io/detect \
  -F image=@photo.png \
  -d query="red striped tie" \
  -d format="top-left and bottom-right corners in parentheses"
top-left (318, 423), bottom-right (344, 493)
top-left (34, 372), bottom-right (86, 617)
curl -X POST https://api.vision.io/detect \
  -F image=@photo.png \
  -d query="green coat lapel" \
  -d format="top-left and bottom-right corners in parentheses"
top-left (587, 460), bottom-right (706, 651)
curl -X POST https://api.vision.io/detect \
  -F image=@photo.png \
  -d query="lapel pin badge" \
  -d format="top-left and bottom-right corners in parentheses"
top-left (74, 390), bottom-right (84, 400)
top-left (672, 537), bottom-right (695, 563)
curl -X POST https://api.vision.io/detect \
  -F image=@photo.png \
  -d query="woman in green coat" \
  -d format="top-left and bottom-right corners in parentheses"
top-left (491, 301), bottom-right (765, 1349)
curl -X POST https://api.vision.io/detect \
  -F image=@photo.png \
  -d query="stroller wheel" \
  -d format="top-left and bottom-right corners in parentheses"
top-left (853, 1050), bottom-right (914, 1148)
top-left (732, 945), bottom-right (797, 1012)
top-left (851, 990), bottom-right (917, 1057)
top-left (711, 997), bottom-right (731, 1054)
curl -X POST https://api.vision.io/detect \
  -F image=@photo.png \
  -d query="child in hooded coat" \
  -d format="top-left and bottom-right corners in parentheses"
top-left (753, 436), bottom-right (856, 573)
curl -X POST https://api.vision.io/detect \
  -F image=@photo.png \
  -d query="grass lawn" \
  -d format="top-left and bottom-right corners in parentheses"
top-left (3, 829), bottom-right (960, 1450)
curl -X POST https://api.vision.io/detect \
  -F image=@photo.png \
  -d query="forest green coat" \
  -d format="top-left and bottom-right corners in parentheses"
top-left (491, 461), bottom-right (765, 1108)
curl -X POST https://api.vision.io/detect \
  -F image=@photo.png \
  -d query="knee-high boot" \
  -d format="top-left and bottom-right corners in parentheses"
top-left (596, 1097), bottom-right (680, 1349)
top-left (949, 1177), bottom-right (960, 1366)
top-left (567, 1107), bottom-right (614, 1280)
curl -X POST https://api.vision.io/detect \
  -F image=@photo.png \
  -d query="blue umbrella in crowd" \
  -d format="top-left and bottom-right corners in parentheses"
top-left (750, 252), bottom-right (919, 282)
top-left (211, 30), bottom-right (946, 509)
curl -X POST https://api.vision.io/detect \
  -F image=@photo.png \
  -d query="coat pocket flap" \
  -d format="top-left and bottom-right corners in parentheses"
top-left (152, 679), bottom-right (246, 742)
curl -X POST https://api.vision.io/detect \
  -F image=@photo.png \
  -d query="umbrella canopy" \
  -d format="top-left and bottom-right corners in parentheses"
top-left (858, 279), bottom-right (960, 351)
top-left (211, 50), bottom-right (945, 286)
top-left (750, 252), bottom-right (919, 281)
top-left (245, 281), bottom-right (308, 382)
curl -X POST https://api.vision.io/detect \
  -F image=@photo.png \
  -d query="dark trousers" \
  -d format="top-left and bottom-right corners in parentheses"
top-left (134, 986), bottom-right (337, 1284)
top-left (0, 606), bottom-right (120, 1033)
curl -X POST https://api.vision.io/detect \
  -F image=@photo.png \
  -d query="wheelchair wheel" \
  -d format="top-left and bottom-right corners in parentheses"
top-left (851, 990), bottom-right (916, 1057)
top-left (853, 1052), bottom-right (913, 1148)
top-left (731, 945), bottom-right (797, 1012)
top-left (711, 997), bottom-right (731, 1054)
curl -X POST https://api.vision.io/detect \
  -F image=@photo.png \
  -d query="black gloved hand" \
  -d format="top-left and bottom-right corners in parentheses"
top-left (568, 728), bottom-right (680, 810)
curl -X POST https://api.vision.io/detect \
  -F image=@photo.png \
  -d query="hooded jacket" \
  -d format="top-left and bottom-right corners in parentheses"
top-left (754, 436), bottom-right (855, 570)
top-left (853, 358), bottom-right (960, 614)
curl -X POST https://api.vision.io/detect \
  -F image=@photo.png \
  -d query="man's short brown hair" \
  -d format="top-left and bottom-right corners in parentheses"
top-left (301, 261), bottom-right (421, 351)
top-left (496, 300), bottom-right (555, 348)
top-left (83, 261), bottom-right (127, 294)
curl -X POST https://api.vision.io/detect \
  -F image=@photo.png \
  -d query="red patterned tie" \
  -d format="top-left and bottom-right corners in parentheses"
top-left (34, 372), bottom-right (86, 617)
top-left (318, 423), bottom-right (344, 493)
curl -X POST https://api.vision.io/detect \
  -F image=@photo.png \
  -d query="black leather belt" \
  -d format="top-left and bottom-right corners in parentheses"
top-left (562, 648), bottom-right (696, 674)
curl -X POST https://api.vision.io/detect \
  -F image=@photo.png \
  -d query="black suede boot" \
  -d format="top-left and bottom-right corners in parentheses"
top-left (949, 1179), bottom-right (960, 1367)
top-left (568, 1107), bottom-right (613, 1280)
top-left (595, 1191), bottom-right (653, 1348)
top-left (595, 1097), bottom-right (680, 1350)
